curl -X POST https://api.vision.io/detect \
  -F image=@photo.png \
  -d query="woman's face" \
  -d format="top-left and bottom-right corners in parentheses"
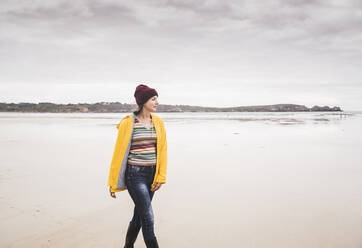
top-left (143, 95), bottom-right (159, 112)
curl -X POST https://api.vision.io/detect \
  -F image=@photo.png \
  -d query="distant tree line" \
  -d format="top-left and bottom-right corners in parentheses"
top-left (0, 102), bottom-right (342, 113)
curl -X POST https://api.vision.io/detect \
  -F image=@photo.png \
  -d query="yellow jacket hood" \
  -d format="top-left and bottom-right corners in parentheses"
top-left (108, 113), bottom-right (168, 193)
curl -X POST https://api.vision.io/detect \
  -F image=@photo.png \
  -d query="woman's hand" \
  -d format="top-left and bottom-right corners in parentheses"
top-left (151, 182), bottom-right (162, 191)
top-left (109, 186), bottom-right (116, 198)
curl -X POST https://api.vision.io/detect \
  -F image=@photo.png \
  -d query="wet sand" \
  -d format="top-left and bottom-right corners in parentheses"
top-left (1, 112), bottom-right (362, 247)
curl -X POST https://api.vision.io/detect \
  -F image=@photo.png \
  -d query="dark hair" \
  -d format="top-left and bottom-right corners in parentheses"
top-left (133, 104), bottom-right (143, 116)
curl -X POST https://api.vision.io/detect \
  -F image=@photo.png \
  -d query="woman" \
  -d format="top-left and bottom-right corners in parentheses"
top-left (107, 84), bottom-right (167, 248)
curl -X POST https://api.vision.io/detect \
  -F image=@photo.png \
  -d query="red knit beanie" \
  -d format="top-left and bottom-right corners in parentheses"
top-left (134, 84), bottom-right (158, 106)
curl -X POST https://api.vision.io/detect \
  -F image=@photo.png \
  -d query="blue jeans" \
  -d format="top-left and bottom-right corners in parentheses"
top-left (125, 165), bottom-right (157, 241)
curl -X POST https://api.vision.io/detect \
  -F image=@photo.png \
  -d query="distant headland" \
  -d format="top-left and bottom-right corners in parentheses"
top-left (0, 102), bottom-right (342, 113)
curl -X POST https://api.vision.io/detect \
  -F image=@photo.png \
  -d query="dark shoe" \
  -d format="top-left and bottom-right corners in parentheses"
top-left (145, 237), bottom-right (159, 248)
top-left (123, 222), bottom-right (140, 248)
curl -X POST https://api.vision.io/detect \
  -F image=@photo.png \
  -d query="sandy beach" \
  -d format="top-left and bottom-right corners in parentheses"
top-left (1, 112), bottom-right (362, 247)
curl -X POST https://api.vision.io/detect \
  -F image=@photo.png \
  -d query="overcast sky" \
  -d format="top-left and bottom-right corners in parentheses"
top-left (1, 0), bottom-right (361, 110)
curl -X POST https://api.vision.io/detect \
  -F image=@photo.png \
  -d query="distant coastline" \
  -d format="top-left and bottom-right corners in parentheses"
top-left (0, 102), bottom-right (342, 113)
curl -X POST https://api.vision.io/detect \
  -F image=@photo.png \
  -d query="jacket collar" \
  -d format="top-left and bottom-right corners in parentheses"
top-left (131, 112), bottom-right (156, 123)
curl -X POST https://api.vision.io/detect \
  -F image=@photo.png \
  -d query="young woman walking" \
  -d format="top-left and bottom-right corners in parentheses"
top-left (107, 84), bottom-right (167, 248)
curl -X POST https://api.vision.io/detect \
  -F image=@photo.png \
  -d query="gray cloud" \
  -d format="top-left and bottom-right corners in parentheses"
top-left (1, 0), bottom-right (361, 52)
top-left (0, 0), bottom-right (361, 109)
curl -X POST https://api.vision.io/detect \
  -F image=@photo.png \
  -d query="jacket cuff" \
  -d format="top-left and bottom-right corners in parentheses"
top-left (109, 186), bottom-right (126, 192)
top-left (155, 175), bottom-right (166, 184)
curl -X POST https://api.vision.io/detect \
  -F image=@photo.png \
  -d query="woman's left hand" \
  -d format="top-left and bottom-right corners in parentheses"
top-left (151, 182), bottom-right (162, 191)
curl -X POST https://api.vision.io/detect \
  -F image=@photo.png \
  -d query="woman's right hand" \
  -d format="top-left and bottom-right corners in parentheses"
top-left (109, 187), bottom-right (116, 198)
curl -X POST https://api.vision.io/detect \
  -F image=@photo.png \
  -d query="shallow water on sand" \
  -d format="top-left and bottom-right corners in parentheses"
top-left (0, 111), bottom-right (361, 247)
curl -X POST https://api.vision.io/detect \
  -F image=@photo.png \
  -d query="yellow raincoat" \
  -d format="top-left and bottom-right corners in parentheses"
top-left (107, 113), bottom-right (167, 193)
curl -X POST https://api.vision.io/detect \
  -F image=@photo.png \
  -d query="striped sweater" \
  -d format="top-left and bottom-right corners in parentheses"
top-left (127, 117), bottom-right (157, 166)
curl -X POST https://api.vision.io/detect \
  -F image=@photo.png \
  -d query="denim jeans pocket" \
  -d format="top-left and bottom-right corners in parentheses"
top-left (128, 165), bottom-right (155, 178)
top-left (127, 165), bottom-right (141, 178)
top-left (130, 165), bottom-right (142, 173)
